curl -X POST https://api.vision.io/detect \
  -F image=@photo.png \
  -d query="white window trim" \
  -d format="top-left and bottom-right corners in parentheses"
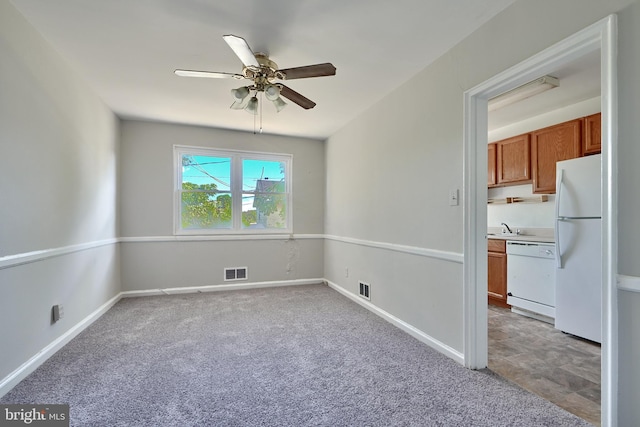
top-left (173, 145), bottom-right (293, 235)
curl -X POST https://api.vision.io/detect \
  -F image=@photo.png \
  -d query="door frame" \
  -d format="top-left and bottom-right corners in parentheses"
top-left (462, 15), bottom-right (618, 425)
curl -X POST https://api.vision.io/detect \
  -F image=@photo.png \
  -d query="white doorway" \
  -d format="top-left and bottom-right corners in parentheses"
top-left (462, 15), bottom-right (618, 426)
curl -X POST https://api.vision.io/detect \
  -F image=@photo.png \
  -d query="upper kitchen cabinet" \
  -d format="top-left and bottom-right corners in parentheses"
top-left (488, 143), bottom-right (497, 187)
top-left (496, 134), bottom-right (531, 185)
top-left (531, 119), bottom-right (582, 193)
top-left (583, 112), bottom-right (602, 155)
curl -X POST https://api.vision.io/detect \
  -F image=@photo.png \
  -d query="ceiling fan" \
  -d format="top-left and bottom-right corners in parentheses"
top-left (175, 35), bottom-right (336, 112)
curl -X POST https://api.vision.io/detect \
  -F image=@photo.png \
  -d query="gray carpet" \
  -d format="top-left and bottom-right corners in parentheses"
top-left (2, 284), bottom-right (592, 426)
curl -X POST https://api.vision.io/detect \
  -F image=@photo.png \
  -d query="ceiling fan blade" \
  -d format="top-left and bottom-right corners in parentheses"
top-left (279, 85), bottom-right (316, 109)
top-left (222, 34), bottom-right (259, 68)
top-left (278, 63), bottom-right (336, 80)
top-left (175, 69), bottom-right (244, 79)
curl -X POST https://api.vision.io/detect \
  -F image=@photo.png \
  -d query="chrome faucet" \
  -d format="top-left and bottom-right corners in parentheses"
top-left (501, 222), bottom-right (513, 234)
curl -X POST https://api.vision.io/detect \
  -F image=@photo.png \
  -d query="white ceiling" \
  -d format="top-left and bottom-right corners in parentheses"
top-left (10, 0), bottom-right (522, 139)
top-left (10, 1), bottom-right (600, 139)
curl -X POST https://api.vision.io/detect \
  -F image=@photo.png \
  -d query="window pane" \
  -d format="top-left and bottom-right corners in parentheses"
top-left (182, 155), bottom-right (231, 192)
top-left (181, 192), bottom-right (232, 229)
top-left (242, 159), bottom-right (287, 229)
top-left (242, 159), bottom-right (285, 193)
top-left (243, 192), bottom-right (287, 229)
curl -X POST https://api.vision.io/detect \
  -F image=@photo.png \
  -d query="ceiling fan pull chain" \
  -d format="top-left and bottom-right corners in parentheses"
top-left (259, 92), bottom-right (263, 134)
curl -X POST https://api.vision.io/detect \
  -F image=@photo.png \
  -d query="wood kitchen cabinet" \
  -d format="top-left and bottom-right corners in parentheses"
top-left (488, 239), bottom-right (509, 308)
top-left (583, 112), bottom-right (602, 155)
top-left (531, 118), bottom-right (582, 194)
top-left (487, 134), bottom-right (530, 188)
top-left (488, 143), bottom-right (497, 187)
top-left (496, 134), bottom-right (531, 185)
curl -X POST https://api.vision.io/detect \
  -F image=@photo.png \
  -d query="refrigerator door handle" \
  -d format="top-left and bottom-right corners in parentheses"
top-left (555, 219), bottom-right (564, 269)
top-left (555, 169), bottom-right (564, 269)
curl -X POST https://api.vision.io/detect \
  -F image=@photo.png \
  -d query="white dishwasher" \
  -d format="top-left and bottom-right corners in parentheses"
top-left (506, 241), bottom-right (556, 320)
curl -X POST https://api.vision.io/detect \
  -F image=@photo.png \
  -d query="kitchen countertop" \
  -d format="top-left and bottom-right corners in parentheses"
top-left (486, 227), bottom-right (555, 243)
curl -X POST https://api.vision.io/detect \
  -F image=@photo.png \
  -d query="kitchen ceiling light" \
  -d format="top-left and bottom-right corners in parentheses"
top-left (488, 75), bottom-right (559, 112)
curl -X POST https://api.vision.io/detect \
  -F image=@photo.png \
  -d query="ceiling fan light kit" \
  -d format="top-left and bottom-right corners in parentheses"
top-left (175, 34), bottom-right (336, 131)
top-left (230, 95), bottom-right (250, 110)
top-left (230, 83), bottom-right (288, 113)
top-left (271, 96), bottom-right (287, 113)
top-left (264, 84), bottom-right (280, 101)
top-left (245, 96), bottom-right (259, 115)
top-left (232, 86), bottom-right (250, 101)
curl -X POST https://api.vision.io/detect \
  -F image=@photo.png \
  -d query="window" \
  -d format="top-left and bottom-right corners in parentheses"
top-left (174, 146), bottom-right (291, 234)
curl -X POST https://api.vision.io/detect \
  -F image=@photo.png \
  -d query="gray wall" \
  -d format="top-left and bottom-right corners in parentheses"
top-left (119, 121), bottom-right (325, 291)
top-left (615, 2), bottom-right (640, 424)
top-left (0, 2), bottom-right (121, 381)
top-left (324, 0), bottom-right (640, 422)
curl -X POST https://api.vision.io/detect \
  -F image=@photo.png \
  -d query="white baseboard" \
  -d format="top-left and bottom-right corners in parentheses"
top-left (1, 277), bottom-right (463, 399)
top-left (0, 292), bottom-right (123, 399)
top-left (121, 278), bottom-right (325, 297)
top-left (326, 280), bottom-right (465, 365)
top-left (0, 278), bottom-right (323, 398)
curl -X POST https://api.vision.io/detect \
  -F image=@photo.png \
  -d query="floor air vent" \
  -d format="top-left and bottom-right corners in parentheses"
top-left (224, 267), bottom-right (248, 281)
top-left (359, 282), bottom-right (371, 300)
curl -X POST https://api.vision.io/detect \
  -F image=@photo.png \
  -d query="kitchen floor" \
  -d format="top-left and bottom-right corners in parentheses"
top-left (488, 305), bottom-right (601, 426)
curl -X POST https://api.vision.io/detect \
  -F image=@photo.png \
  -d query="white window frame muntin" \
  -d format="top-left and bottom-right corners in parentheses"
top-left (174, 145), bottom-right (292, 235)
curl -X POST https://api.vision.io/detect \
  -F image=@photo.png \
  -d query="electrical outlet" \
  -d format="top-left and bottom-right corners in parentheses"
top-left (345, 267), bottom-right (349, 278)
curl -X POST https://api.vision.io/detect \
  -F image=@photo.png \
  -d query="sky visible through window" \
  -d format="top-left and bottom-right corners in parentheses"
top-left (182, 155), bottom-right (285, 212)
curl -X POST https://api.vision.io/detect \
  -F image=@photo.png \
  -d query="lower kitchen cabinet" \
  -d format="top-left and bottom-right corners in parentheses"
top-left (488, 239), bottom-right (509, 308)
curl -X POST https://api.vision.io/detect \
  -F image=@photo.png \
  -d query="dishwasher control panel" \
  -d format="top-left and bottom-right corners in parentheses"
top-left (506, 241), bottom-right (555, 258)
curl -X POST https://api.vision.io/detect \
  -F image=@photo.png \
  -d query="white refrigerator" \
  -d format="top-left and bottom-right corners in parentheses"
top-left (554, 154), bottom-right (601, 343)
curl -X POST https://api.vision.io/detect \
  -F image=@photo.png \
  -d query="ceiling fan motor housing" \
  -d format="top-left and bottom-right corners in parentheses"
top-left (242, 53), bottom-right (285, 87)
